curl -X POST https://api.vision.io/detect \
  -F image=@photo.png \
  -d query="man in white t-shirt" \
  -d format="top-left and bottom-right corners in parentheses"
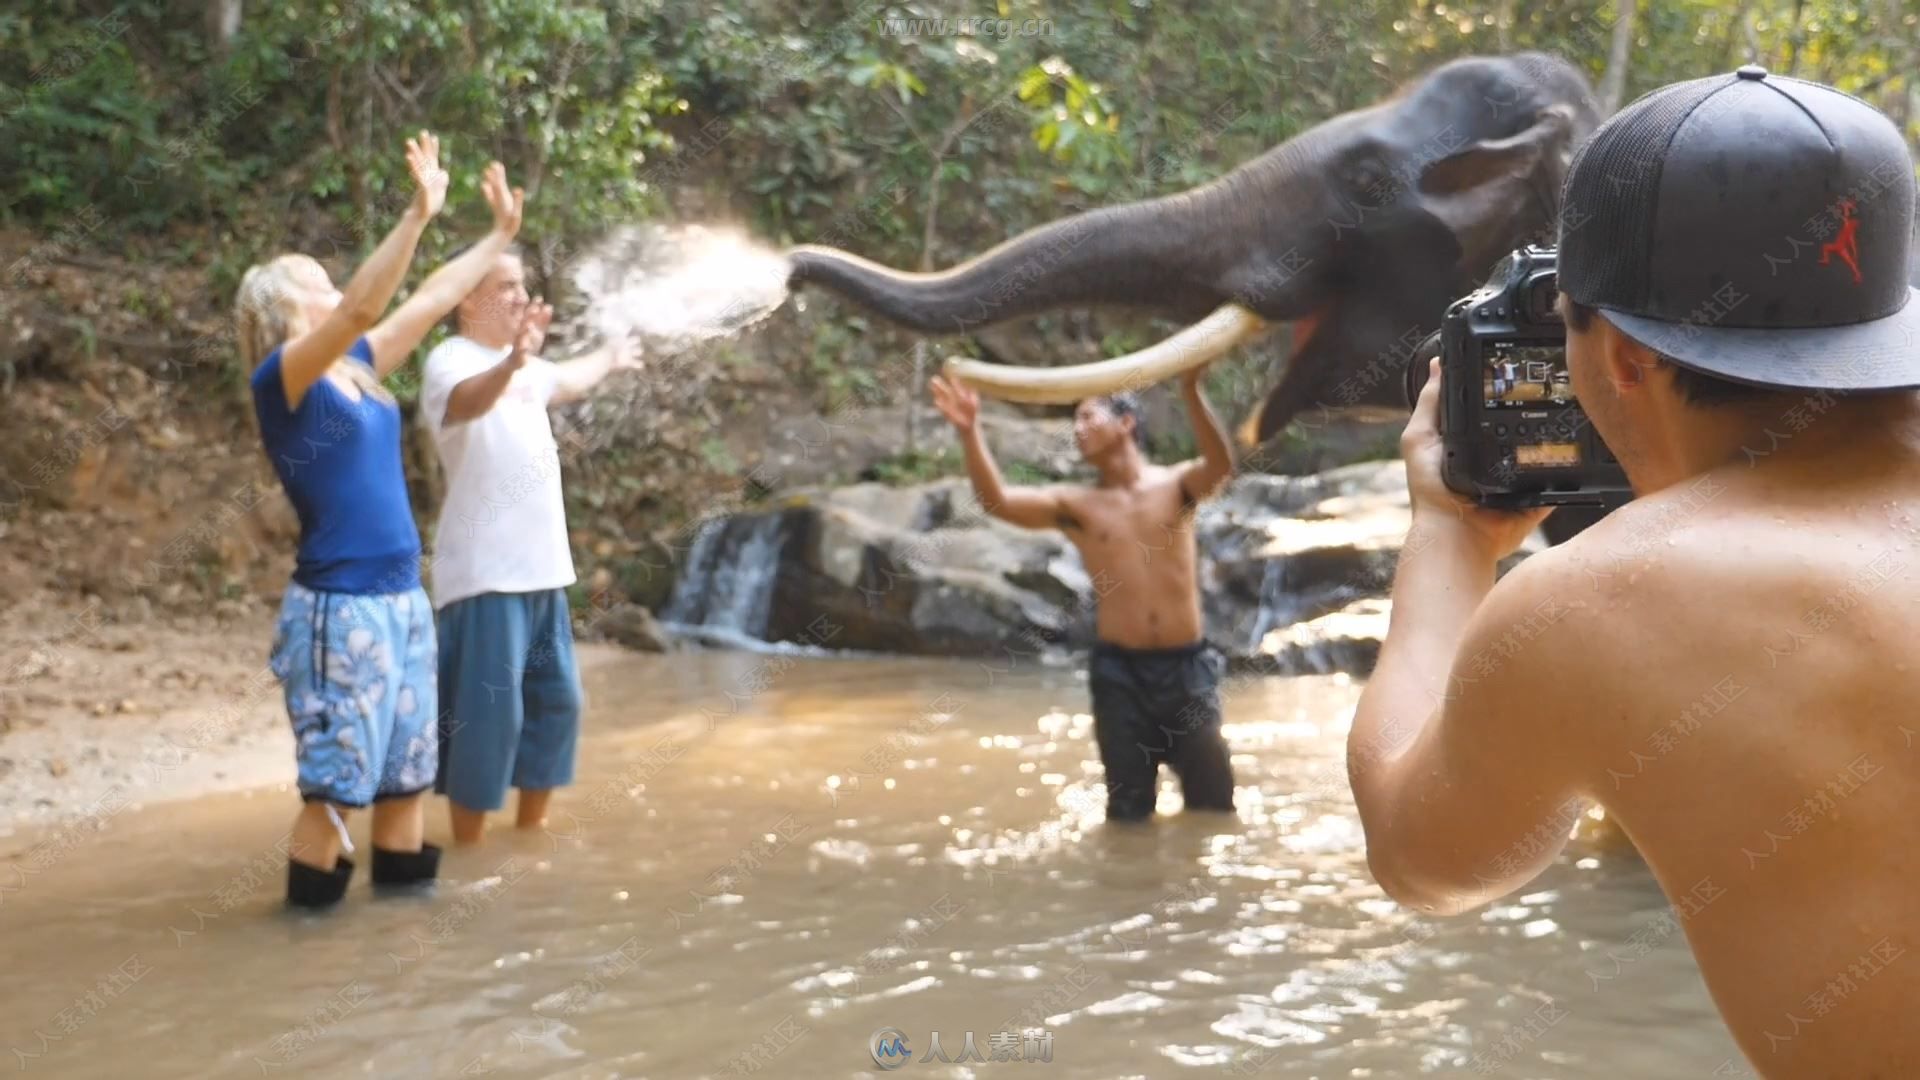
top-left (420, 244), bottom-right (640, 844)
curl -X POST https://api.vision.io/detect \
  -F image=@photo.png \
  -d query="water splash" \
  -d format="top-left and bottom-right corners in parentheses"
top-left (570, 223), bottom-right (792, 360)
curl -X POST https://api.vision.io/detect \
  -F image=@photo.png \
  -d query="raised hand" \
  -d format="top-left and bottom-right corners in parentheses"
top-left (508, 301), bottom-right (550, 369)
top-left (611, 336), bottom-right (646, 371)
top-left (405, 131), bottom-right (448, 220)
top-left (930, 374), bottom-right (980, 432)
top-left (479, 161), bottom-right (525, 240)
top-left (520, 298), bottom-right (553, 357)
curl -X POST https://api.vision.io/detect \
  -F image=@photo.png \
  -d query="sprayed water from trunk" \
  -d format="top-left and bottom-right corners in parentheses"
top-left (570, 223), bottom-right (792, 360)
top-left (550, 223), bottom-right (793, 450)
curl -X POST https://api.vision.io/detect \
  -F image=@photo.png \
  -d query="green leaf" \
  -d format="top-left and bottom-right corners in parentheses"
top-left (1016, 66), bottom-right (1051, 102)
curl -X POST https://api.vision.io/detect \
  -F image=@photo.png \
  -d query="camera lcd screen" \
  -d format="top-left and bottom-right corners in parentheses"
top-left (1516, 442), bottom-right (1581, 467)
top-left (1484, 342), bottom-right (1574, 408)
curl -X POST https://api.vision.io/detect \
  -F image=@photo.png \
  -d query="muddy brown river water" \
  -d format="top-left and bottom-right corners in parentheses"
top-left (0, 651), bottom-right (1747, 1078)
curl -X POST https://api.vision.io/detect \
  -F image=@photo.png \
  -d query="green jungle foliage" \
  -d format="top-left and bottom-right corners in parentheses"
top-left (3, 0), bottom-right (1916, 431)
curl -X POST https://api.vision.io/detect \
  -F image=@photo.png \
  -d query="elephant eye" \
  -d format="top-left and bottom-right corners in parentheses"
top-left (1345, 157), bottom-right (1394, 201)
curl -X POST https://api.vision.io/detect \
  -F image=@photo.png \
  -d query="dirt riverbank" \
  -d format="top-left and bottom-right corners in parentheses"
top-left (0, 593), bottom-right (628, 841)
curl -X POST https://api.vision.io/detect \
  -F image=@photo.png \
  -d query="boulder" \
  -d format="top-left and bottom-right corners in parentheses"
top-left (756, 484), bottom-right (1092, 657)
top-left (654, 460), bottom-right (1548, 675)
top-left (596, 603), bottom-right (676, 653)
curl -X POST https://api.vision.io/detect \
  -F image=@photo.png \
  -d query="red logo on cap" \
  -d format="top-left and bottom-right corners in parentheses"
top-left (1818, 198), bottom-right (1862, 285)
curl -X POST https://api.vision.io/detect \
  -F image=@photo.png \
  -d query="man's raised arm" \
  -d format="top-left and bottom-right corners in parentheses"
top-left (1178, 366), bottom-right (1235, 504)
top-left (1349, 363), bottom-right (1583, 914)
top-left (441, 302), bottom-right (545, 426)
top-left (930, 375), bottom-right (1077, 532)
top-left (549, 335), bottom-right (643, 405)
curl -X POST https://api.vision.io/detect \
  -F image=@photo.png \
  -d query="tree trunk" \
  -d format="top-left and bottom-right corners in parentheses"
top-left (1896, 79), bottom-right (1912, 156)
top-left (524, 50), bottom-right (576, 209)
top-left (1882, 0), bottom-right (1911, 138)
top-left (1132, 6), bottom-right (1158, 183)
top-left (1496, 0), bottom-right (1514, 51)
top-left (1784, 0), bottom-right (1807, 75)
top-left (539, 237), bottom-right (562, 307)
top-left (1718, 0), bottom-right (1753, 67)
top-left (1597, 0), bottom-right (1636, 114)
top-left (904, 102), bottom-right (980, 453)
top-left (353, 26), bottom-right (373, 251)
top-left (205, 0), bottom-right (241, 55)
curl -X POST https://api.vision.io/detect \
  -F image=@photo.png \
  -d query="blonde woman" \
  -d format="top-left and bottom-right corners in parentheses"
top-left (237, 132), bottom-right (527, 909)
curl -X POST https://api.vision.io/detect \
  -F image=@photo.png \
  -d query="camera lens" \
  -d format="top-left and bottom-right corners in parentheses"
top-left (1401, 331), bottom-right (1444, 409)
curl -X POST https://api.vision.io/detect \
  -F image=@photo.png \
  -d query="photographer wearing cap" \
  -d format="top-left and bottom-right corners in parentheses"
top-left (1349, 66), bottom-right (1920, 1076)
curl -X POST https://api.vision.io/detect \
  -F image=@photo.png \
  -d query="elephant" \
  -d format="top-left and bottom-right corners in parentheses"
top-left (785, 51), bottom-right (1605, 445)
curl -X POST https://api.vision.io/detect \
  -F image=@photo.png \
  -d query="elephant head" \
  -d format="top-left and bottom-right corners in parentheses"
top-left (785, 52), bottom-right (1603, 443)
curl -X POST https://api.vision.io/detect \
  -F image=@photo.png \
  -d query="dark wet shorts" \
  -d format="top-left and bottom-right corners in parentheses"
top-left (1088, 640), bottom-right (1237, 821)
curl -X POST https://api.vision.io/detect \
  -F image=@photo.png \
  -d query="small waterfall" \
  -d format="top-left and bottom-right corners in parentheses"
top-left (662, 512), bottom-right (790, 644)
top-left (1247, 555), bottom-right (1296, 652)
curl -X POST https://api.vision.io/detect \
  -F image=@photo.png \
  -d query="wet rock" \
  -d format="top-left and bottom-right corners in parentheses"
top-left (753, 485), bottom-right (1092, 658)
top-left (597, 603), bottom-right (676, 653)
top-left (10, 647), bottom-right (53, 681)
top-left (659, 460), bottom-right (1549, 675)
top-left (1233, 597), bottom-right (1391, 676)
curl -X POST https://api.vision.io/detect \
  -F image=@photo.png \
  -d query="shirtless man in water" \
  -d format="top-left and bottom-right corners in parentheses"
top-left (931, 366), bottom-right (1237, 821)
top-left (1352, 69), bottom-right (1920, 1077)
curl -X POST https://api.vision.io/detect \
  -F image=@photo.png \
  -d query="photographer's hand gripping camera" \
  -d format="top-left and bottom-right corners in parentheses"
top-left (1404, 246), bottom-right (1634, 511)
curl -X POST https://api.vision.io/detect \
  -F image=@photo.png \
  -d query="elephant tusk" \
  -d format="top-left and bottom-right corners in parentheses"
top-left (942, 303), bottom-right (1267, 404)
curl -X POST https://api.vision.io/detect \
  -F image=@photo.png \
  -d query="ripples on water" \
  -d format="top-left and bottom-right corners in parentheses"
top-left (0, 654), bottom-right (1743, 1078)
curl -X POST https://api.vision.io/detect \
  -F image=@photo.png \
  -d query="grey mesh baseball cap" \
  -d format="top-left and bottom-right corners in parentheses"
top-left (1557, 65), bottom-right (1920, 390)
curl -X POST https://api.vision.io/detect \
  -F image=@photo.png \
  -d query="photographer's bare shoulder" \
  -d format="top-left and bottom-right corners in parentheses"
top-left (1494, 470), bottom-right (1920, 1075)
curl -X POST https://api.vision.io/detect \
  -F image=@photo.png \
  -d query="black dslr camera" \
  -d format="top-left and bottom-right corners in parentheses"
top-left (1404, 246), bottom-right (1633, 511)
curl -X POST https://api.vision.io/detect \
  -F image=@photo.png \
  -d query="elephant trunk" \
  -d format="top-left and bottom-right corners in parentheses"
top-left (786, 195), bottom-right (1232, 334)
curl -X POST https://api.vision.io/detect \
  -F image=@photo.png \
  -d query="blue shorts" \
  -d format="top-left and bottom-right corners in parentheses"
top-left (434, 589), bottom-right (584, 812)
top-left (269, 582), bottom-right (439, 808)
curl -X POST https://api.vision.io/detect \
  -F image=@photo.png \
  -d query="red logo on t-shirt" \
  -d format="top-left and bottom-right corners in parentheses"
top-left (1819, 198), bottom-right (1862, 285)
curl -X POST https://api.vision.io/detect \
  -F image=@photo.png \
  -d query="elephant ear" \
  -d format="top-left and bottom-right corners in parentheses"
top-left (1416, 106), bottom-right (1579, 270)
top-left (1419, 104), bottom-right (1579, 194)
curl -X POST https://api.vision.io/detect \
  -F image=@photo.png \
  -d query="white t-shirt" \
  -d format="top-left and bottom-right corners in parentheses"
top-left (420, 335), bottom-right (576, 610)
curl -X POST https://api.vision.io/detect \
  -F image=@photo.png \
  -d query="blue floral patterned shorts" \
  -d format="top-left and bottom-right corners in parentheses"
top-left (268, 582), bottom-right (439, 807)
